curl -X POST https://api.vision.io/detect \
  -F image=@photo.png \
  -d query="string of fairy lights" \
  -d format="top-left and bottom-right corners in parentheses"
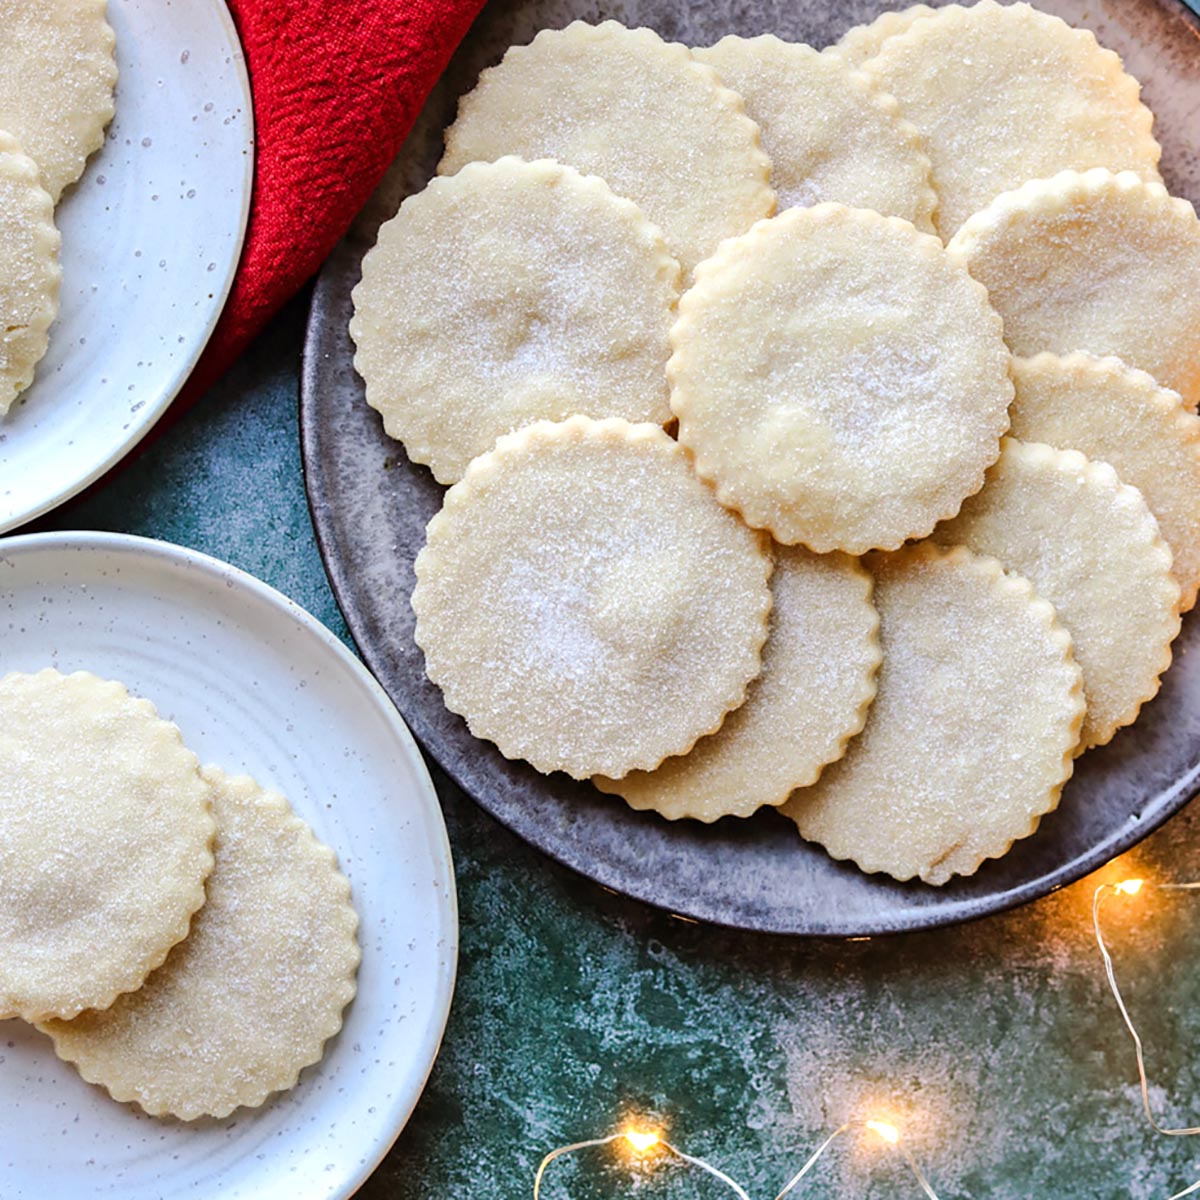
top-left (530, 874), bottom-right (1200, 1198)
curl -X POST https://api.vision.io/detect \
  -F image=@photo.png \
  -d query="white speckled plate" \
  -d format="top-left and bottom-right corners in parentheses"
top-left (0, 532), bottom-right (457, 1200)
top-left (0, 0), bottom-right (254, 533)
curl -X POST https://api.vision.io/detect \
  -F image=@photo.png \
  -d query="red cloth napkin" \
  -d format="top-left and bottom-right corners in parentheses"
top-left (179, 0), bottom-right (486, 407)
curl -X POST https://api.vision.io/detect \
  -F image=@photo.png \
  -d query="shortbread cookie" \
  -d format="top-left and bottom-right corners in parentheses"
top-left (832, 5), bottom-right (936, 68)
top-left (783, 544), bottom-right (1084, 885)
top-left (1009, 353), bottom-right (1200, 612)
top-left (669, 204), bottom-right (1011, 552)
top-left (693, 36), bottom-right (935, 229)
top-left (863, 1), bottom-right (1161, 238)
top-left (439, 21), bottom-right (775, 276)
top-left (948, 170), bottom-right (1200, 412)
top-left (0, 0), bottom-right (117, 201)
top-left (350, 158), bottom-right (680, 484)
top-left (596, 547), bottom-right (879, 822)
top-left (412, 416), bottom-right (773, 780)
top-left (40, 767), bottom-right (360, 1120)
top-left (933, 439), bottom-right (1181, 750)
top-left (0, 132), bottom-right (60, 415)
top-left (0, 670), bottom-right (214, 1021)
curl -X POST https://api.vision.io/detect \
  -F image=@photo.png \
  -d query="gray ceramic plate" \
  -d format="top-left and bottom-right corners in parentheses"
top-left (301, 0), bottom-right (1200, 936)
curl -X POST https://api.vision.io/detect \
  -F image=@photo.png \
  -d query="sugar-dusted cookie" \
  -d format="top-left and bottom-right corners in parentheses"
top-left (439, 20), bottom-right (775, 277)
top-left (351, 158), bottom-right (680, 484)
top-left (783, 543), bottom-right (1084, 885)
top-left (40, 767), bottom-right (360, 1120)
top-left (669, 204), bottom-right (1011, 553)
top-left (933, 438), bottom-right (1181, 750)
top-left (0, 0), bottom-right (117, 201)
top-left (693, 36), bottom-right (935, 229)
top-left (832, 5), bottom-right (936, 68)
top-left (0, 132), bottom-right (60, 415)
top-left (0, 670), bottom-right (214, 1021)
top-left (412, 416), bottom-right (773, 780)
top-left (948, 169), bottom-right (1200, 412)
top-left (596, 546), bottom-right (880, 822)
top-left (1009, 353), bottom-right (1200, 612)
top-left (863, 1), bottom-right (1161, 238)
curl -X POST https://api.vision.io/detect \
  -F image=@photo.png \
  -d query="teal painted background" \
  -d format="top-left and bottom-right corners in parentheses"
top-left (42, 295), bottom-right (1200, 1199)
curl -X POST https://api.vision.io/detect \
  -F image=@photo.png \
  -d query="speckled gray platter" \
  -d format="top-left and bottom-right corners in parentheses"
top-left (301, 0), bottom-right (1200, 936)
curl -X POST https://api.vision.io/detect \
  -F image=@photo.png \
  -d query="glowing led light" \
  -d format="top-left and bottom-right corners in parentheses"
top-left (1116, 878), bottom-right (1145, 896)
top-left (866, 1119), bottom-right (901, 1145)
top-left (624, 1129), bottom-right (661, 1153)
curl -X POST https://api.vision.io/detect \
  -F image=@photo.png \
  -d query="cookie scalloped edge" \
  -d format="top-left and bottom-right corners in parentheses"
top-left (793, 541), bottom-right (1086, 886)
top-left (412, 414), bottom-right (774, 779)
top-left (41, 765), bottom-right (361, 1121)
top-left (1013, 350), bottom-right (1200, 610)
top-left (697, 34), bottom-right (938, 235)
top-left (0, 668), bottom-right (215, 1021)
top-left (349, 156), bottom-right (683, 484)
top-left (595, 548), bottom-right (882, 822)
top-left (827, 4), bottom-right (937, 67)
top-left (439, 18), bottom-right (775, 210)
top-left (0, 130), bottom-right (61, 416)
top-left (668, 202), bottom-right (1009, 553)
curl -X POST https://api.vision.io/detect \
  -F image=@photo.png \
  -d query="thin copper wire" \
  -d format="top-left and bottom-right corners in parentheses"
top-left (772, 1119), bottom-right (941, 1200)
top-left (1094, 880), bottom-right (1200, 1200)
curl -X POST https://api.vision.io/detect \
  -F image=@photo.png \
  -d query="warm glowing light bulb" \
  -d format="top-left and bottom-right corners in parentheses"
top-left (1116, 878), bottom-right (1145, 896)
top-left (624, 1129), bottom-right (661, 1154)
top-left (865, 1119), bottom-right (901, 1145)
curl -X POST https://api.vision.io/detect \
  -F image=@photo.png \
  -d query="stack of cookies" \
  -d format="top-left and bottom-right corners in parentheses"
top-left (0, 669), bottom-right (360, 1119)
top-left (0, 0), bottom-right (117, 416)
top-left (350, 3), bottom-right (1200, 885)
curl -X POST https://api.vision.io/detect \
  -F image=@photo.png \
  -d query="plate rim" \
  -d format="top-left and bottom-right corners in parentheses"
top-left (0, 527), bottom-right (459, 1200)
top-left (2, 0), bottom-right (256, 535)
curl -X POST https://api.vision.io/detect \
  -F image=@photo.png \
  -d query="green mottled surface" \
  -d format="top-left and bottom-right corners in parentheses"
top-left (45, 296), bottom-right (1200, 1199)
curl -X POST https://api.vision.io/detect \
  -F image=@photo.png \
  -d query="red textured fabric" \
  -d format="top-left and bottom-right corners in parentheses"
top-left (178, 0), bottom-right (486, 407)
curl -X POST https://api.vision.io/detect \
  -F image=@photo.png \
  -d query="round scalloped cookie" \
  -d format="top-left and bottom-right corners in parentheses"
top-left (412, 416), bottom-right (773, 780)
top-left (862, 1), bottom-right (1161, 238)
top-left (1009, 353), bottom-right (1200, 612)
top-left (0, 669), bottom-right (214, 1021)
top-left (595, 546), bottom-right (880, 822)
top-left (0, 132), bottom-right (60, 415)
top-left (0, 0), bottom-right (117, 201)
top-left (40, 767), bottom-right (360, 1120)
top-left (438, 20), bottom-right (775, 277)
top-left (782, 543), bottom-right (1084, 886)
top-left (693, 35), bottom-right (935, 230)
top-left (933, 438), bottom-right (1181, 751)
top-left (832, 5), bottom-right (936, 68)
top-left (350, 158), bottom-right (680, 484)
top-left (669, 203), bottom-right (1012, 553)
top-left (948, 169), bottom-right (1200, 413)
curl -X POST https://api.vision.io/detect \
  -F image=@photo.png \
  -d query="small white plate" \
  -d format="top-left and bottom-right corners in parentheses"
top-left (0, 0), bottom-right (254, 532)
top-left (0, 532), bottom-right (458, 1200)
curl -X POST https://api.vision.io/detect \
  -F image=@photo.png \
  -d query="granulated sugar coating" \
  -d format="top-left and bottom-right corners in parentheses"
top-left (934, 438), bottom-right (1182, 751)
top-left (862, 1), bottom-right (1161, 238)
top-left (0, 0), bottom-right (117, 201)
top-left (669, 204), bottom-right (1012, 553)
top-left (1008, 352), bottom-right (1200, 612)
top-left (40, 766), bottom-right (361, 1121)
top-left (596, 546), bottom-right (880, 822)
top-left (350, 157), bottom-right (680, 484)
top-left (831, 4), bottom-right (936, 67)
top-left (949, 169), bottom-right (1200, 413)
top-left (694, 35), bottom-right (935, 229)
top-left (412, 416), bottom-right (773, 780)
top-left (438, 20), bottom-right (775, 277)
top-left (0, 132), bottom-right (60, 415)
top-left (0, 669), bottom-right (214, 1021)
top-left (782, 544), bottom-right (1084, 885)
